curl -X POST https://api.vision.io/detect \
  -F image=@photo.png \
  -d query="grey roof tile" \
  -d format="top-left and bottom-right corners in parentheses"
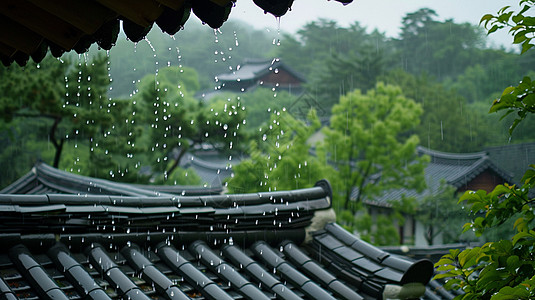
top-left (362, 146), bottom-right (514, 207)
top-left (485, 142), bottom-right (535, 183)
top-left (0, 165), bottom-right (444, 299)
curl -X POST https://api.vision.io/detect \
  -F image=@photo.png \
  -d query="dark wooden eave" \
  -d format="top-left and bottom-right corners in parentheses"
top-left (0, 0), bottom-right (354, 66)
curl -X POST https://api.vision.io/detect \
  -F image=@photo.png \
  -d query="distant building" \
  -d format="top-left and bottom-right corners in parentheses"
top-left (362, 146), bottom-right (513, 246)
top-left (485, 142), bottom-right (535, 184)
top-left (199, 58), bottom-right (306, 100)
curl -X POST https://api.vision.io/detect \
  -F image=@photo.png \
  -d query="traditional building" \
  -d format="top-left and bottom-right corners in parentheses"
top-left (200, 58), bottom-right (306, 100)
top-left (0, 163), bottom-right (453, 299)
top-left (362, 146), bottom-right (513, 246)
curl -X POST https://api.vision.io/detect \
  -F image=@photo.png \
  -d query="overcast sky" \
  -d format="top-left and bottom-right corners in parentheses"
top-left (227, 0), bottom-right (520, 48)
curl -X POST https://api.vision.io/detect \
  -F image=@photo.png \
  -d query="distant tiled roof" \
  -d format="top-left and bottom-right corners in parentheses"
top-left (0, 162), bottom-right (222, 196)
top-left (0, 0), bottom-right (353, 67)
top-left (418, 146), bottom-right (512, 189)
top-left (0, 165), bottom-right (443, 299)
top-left (485, 142), bottom-right (535, 184)
top-left (179, 151), bottom-right (238, 187)
top-left (217, 58), bottom-right (306, 83)
top-left (360, 146), bottom-right (514, 207)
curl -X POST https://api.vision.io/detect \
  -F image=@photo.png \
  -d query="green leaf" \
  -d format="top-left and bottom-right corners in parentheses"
top-left (521, 168), bottom-right (535, 184)
top-left (493, 286), bottom-right (530, 299)
top-left (458, 248), bottom-right (481, 269)
top-left (512, 14), bottom-right (525, 23)
top-left (480, 14), bottom-right (495, 25)
top-left (509, 117), bottom-right (525, 135)
top-left (488, 24), bottom-right (501, 34)
top-left (521, 42), bottom-right (534, 54)
top-left (512, 231), bottom-right (535, 245)
top-left (514, 32), bottom-right (528, 44)
top-left (523, 16), bottom-right (535, 26)
top-left (502, 86), bottom-right (516, 96)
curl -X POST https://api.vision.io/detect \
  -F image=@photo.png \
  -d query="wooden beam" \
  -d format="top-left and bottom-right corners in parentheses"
top-left (97, 0), bottom-right (163, 27)
top-left (0, 41), bottom-right (16, 58)
top-left (26, 0), bottom-right (117, 35)
top-left (155, 0), bottom-right (186, 11)
top-left (0, 14), bottom-right (43, 55)
top-left (211, 0), bottom-right (234, 7)
top-left (0, 0), bottom-right (84, 51)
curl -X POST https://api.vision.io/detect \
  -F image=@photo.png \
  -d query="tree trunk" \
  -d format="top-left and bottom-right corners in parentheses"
top-left (166, 144), bottom-right (191, 177)
top-left (426, 225), bottom-right (434, 246)
top-left (50, 116), bottom-right (64, 168)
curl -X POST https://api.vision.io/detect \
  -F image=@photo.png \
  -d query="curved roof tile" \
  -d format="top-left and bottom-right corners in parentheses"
top-left (0, 0), bottom-right (354, 66)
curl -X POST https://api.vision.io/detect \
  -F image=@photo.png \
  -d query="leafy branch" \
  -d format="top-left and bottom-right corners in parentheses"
top-left (481, 1), bottom-right (535, 135)
top-left (480, 1), bottom-right (535, 54)
top-left (435, 166), bottom-right (535, 299)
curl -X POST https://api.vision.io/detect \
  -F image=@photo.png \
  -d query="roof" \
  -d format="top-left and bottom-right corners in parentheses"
top-left (216, 59), bottom-right (306, 83)
top-left (361, 146), bottom-right (514, 207)
top-left (0, 165), bottom-right (445, 299)
top-left (0, 0), bottom-right (353, 67)
top-left (417, 146), bottom-right (512, 189)
top-left (485, 142), bottom-right (535, 184)
top-left (0, 162), bottom-right (222, 196)
top-left (179, 151), bottom-right (239, 187)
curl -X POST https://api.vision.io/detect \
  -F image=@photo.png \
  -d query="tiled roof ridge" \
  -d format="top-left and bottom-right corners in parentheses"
top-left (1, 162), bottom-right (224, 196)
top-left (34, 162), bottom-right (173, 197)
top-left (417, 146), bottom-right (487, 161)
top-left (0, 167), bottom-right (39, 194)
top-left (484, 141), bottom-right (535, 152)
top-left (0, 179), bottom-right (334, 250)
top-left (131, 183), bottom-right (223, 196)
top-left (182, 152), bottom-right (232, 171)
top-left (448, 155), bottom-right (514, 188)
top-left (217, 57), bottom-right (307, 83)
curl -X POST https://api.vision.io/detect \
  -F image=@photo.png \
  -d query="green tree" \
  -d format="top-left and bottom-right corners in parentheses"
top-left (381, 70), bottom-right (489, 152)
top-left (0, 54), bottom-right (116, 169)
top-left (277, 20), bottom-right (393, 113)
top-left (237, 88), bottom-right (296, 132)
top-left (317, 83), bottom-right (427, 214)
top-left (227, 109), bottom-right (325, 193)
top-left (415, 181), bottom-right (466, 245)
top-left (397, 8), bottom-right (486, 80)
top-left (0, 56), bottom-right (68, 168)
top-left (136, 66), bottom-right (246, 181)
top-left (307, 48), bottom-right (385, 112)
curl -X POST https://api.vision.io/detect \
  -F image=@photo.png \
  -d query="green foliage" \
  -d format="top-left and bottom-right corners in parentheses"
top-left (382, 70), bottom-right (490, 152)
top-left (415, 181), bottom-right (467, 245)
top-left (437, 5), bottom-right (535, 297)
top-left (134, 66), bottom-right (246, 182)
top-left (435, 167), bottom-right (535, 299)
top-left (480, 1), bottom-right (535, 54)
top-left (236, 88), bottom-right (296, 132)
top-left (307, 49), bottom-right (385, 112)
top-left (483, 1), bottom-right (535, 135)
top-left (311, 83), bottom-right (427, 246)
top-left (227, 109), bottom-right (325, 193)
top-left (317, 83), bottom-right (427, 213)
top-left (490, 76), bottom-right (535, 135)
top-left (277, 20), bottom-right (392, 113)
top-left (398, 8), bottom-right (486, 79)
